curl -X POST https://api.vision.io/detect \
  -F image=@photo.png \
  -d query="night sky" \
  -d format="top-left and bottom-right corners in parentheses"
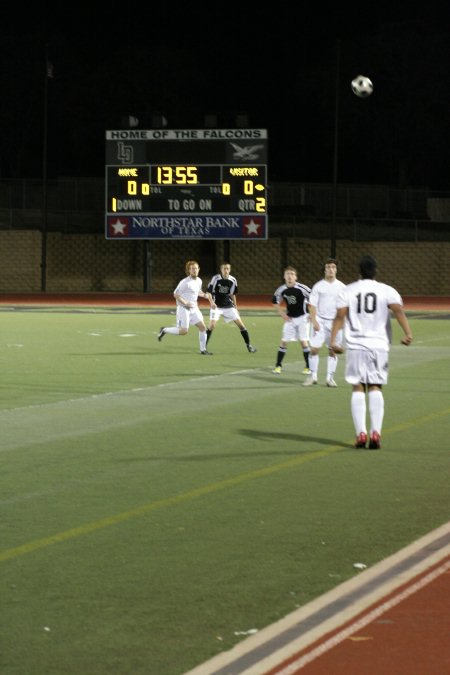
top-left (1, 4), bottom-right (449, 189)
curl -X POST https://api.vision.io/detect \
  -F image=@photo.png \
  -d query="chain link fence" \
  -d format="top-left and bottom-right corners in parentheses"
top-left (1, 178), bottom-right (449, 241)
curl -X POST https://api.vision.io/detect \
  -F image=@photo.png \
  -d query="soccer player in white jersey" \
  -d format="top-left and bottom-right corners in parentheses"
top-left (205, 262), bottom-right (257, 353)
top-left (330, 255), bottom-right (412, 449)
top-left (157, 260), bottom-right (216, 355)
top-left (304, 258), bottom-right (346, 387)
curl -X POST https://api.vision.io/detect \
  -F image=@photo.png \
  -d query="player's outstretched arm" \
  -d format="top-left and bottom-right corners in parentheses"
top-left (389, 303), bottom-right (413, 345)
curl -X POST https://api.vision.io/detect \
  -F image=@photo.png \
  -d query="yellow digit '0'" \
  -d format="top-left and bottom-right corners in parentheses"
top-left (256, 197), bottom-right (266, 213)
top-left (244, 180), bottom-right (254, 195)
top-left (127, 180), bottom-right (150, 194)
top-left (222, 183), bottom-right (230, 195)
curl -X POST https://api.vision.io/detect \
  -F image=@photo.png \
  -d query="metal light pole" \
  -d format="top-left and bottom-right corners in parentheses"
top-left (41, 44), bottom-right (50, 292)
top-left (330, 39), bottom-right (341, 258)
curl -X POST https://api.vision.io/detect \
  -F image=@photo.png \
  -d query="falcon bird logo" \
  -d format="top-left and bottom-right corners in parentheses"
top-left (230, 143), bottom-right (264, 161)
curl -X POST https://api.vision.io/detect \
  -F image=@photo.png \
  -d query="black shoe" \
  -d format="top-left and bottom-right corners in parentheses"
top-left (247, 345), bottom-right (257, 353)
top-left (200, 350), bottom-right (213, 355)
top-left (157, 327), bottom-right (165, 341)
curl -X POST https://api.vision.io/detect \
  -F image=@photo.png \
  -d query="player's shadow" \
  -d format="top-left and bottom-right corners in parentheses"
top-left (118, 433), bottom-right (350, 463)
top-left (239, 428), bottom-right (349, 448)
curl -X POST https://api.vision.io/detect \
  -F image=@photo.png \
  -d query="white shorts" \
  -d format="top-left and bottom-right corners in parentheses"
top-left (176, 304), bottom-right (204, 331)
top-left (282, 315), bottom-right (310, 342)
top-left (310, 317), bottom-right (343, 350)
top-left (345, 348), bottom-right (389, 385)
top-left (209, 306), bottom-right (240, 323)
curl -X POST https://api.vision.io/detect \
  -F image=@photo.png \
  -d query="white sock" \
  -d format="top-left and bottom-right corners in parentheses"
top-left (327, 354), bottom-right (337, 379)
top-left (199, 331), bottom-right (207, 351)
top-left (164, 327), bottom-right (180, 335)
top-left (351, 392), bottom-right (367, 435)
top-left (368, 389), bottom-right (384, 434)
top-left (309, 354), bottom-right (319, 378)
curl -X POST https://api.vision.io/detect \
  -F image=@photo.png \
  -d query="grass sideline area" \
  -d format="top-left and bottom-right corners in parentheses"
top-left (1, 304), bottom-right (449, 674)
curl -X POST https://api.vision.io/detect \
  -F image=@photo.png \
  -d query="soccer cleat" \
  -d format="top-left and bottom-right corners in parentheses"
top-left (355, 432), bottom-right (368, 448)
top-left (326, 378), bottom-right (338, 387)
top-left (303, 376), bottom-right (318, 386)
top-left (247, 345), bottom-right (257, 353)
top-left (272, 366), bottom-right (282, 374)
top-left (302, 367), bottom-right (311, 375)
top-left (200, 349), bottom-right (213, 355)
top-left (369, 432), bottom-right (381, 450)
top-left (157, 327), bottom-right (165, 341)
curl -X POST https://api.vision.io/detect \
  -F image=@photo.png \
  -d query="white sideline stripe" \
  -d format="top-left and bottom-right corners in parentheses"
top-left (2, 341), bottom-right (431, 417)
top-left (1, 349), bottom-right (446, 454)
top-left (1, 368), bottom-right (255, 414)
top-left (183, 521), bottom-right (450, 675)
top-left (2, 358), bottom-right (314, 416)
top-left (0, 365), bottom-right (293, 453)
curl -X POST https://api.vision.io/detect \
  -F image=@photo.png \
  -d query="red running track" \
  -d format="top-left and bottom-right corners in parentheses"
top-left (268, 557), bottom-right (450, 675)
top-left (0, 293), bottom-right (449, 312)
top-left (185, 524), bottom-right (450, 675)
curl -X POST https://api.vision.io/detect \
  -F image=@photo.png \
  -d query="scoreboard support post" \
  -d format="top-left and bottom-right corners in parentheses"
top-left (143, 241), bottom-right (152, 293)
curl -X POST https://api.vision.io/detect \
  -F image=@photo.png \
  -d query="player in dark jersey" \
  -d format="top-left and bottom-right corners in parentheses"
top-left (205, 263), bottom-right (257, 353)
top-left (272, 266), bottom-right (311, 374)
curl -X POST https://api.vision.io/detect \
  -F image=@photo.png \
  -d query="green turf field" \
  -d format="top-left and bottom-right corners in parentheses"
top-left (1, 304), bottom-right (449, 674)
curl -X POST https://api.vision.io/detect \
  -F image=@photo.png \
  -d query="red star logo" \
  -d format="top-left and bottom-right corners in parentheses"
top-left (108, 217), bottom-right (130, 237)
top-left (243, 217), bottom-right (264, 237)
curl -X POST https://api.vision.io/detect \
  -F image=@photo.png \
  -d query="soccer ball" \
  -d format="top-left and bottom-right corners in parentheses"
top-left (351, 75), bottom-right (373, 98)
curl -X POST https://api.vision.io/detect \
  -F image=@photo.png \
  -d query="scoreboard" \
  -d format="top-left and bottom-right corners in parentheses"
top-left (105, 129), bottom-right (268, 240)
